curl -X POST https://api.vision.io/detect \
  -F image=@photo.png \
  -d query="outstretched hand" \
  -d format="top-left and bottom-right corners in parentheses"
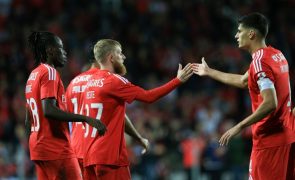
top-left (192, 57), bottom-right (210, 76)
top-left (86, 118), bottom-right (107, 136)
top-left (177, 63), bottom-right (194, 83)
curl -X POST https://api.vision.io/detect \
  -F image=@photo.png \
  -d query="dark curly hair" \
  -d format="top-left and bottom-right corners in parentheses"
top-left (28, 31), bottom-right (58, 64)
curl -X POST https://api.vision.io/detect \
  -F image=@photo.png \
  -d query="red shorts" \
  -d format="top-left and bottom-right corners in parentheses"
top-left (84, 164), bottom-right (131, 180)
top-left (249, 143), bottom-right (295, 180)
top-left (34, 158), bottom-right (82, 180)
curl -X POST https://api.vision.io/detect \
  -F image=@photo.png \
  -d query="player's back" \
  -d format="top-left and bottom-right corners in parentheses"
top-left (83, 70), bottom-right (131, 166)
top-left (25, 63), bottom-right (74, 160)
top-left (65, 68), bottom-right (98, 159)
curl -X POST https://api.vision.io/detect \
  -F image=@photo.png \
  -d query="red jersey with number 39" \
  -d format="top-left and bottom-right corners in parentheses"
top-left (25, 63), bottom-right (75, 160)
top-left (248, 46), bottom-right (295, 150)
top-left (65, 68), bottom-right (98, 159)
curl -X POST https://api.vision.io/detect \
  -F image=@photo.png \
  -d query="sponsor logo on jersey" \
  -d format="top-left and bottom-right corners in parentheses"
top-left (25, 85), bottom-right (32, 93)
top-left (72, 75), bottom-right (92, 84)
top-left (28, 72), bottom-right (39, 81)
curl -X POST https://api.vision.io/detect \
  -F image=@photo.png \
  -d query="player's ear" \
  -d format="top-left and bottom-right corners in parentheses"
top-left (249, 29), bottom-right (256, 40)
top-left (107, 52), bottom-right (114, 63)
top-left (46, 46), bottom-right (54, 57)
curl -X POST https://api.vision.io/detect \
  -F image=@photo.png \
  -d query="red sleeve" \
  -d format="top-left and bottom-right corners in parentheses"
top-left (111, 76), bottom-right (181, 104)
top-left (40, 68), bottom-right (59, 100)
top-left (109, 76), bottom-right (141, 103)
top-left (254, 57), bottom-right (274, 83)
top-left (65, 85), bottom-right (73, 112)
top-left (134, 78), bottom-right (181, 103)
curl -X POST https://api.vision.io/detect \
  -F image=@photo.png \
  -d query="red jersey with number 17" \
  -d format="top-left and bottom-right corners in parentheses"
top-left (65, 68), bottom-right (98, 159)
top-left (25, 63), bottom-right (75, 160)
top-left (83, 69), bottom-right (181, 167)
top-left (248, 46), bottom-right (295, 150)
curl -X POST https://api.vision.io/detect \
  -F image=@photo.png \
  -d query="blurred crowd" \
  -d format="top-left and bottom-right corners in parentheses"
top-left (0, 0), bottom-right (294, 179)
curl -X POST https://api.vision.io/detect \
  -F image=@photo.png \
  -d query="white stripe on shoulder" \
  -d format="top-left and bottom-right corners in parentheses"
top-left (257, 50), bottom-right (263, 71)
top-left (52, 67), bottom-right (56, 80)
top-left (113, 74), bottom-right (129, 84)
top-left (254, 50), bottom-right (261, 73)
top-left (44, 64), bottom-right (52, 80)
top-left (44, 64), bottom-right (56, 80)
top-left (254, 49), bottom-right (264, 73)
top-left (255, 50), bottom-right (261, 72)
top-left (252, 51), bottom-right (259, 72)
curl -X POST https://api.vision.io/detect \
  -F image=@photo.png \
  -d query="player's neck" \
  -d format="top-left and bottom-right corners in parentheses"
top-left (99, 63), bottom-right (114, 73)
top-left (90, 62), bottom-right (100, 69)
top-left (43, 60), bottom-right (55, 68)
top-left (248, 39), bottom-right (267, 54)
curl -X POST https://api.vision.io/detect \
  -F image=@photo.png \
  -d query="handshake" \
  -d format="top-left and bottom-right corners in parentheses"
top-left (176, 57), bottom-right (210, 83)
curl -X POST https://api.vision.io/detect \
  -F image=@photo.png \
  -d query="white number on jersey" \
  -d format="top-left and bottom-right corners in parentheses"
top-left (26, 98), bottom-right (40, 132)
top-left (84, 103), bottom-right (103, 138)
top-left (70, 97), bottom-right (84, 127)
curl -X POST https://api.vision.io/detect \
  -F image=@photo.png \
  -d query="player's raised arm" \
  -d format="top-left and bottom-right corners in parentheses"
top-left (130, 63), bottom-right (193, 103)
top-left (193, 57), bottom-right (248, 89)
top-left (42, 98), bottom-right (106, 135)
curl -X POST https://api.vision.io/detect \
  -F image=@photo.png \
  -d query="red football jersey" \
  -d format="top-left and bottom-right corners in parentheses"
top-left (248, 46), bottom-right (295, 150)
top-left (82, 70), bottom-right (181, 167)
top-left (65, 68), bottom-right (98, 159)
top-left (25, 63), bottom-right (75, 160)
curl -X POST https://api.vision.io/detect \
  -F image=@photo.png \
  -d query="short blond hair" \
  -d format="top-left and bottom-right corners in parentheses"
top-left (93, 39), bottom-right (121, 62)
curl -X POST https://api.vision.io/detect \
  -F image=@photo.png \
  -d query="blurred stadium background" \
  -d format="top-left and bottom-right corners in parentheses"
top-left (0, 0), bottom-right (294, 179)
